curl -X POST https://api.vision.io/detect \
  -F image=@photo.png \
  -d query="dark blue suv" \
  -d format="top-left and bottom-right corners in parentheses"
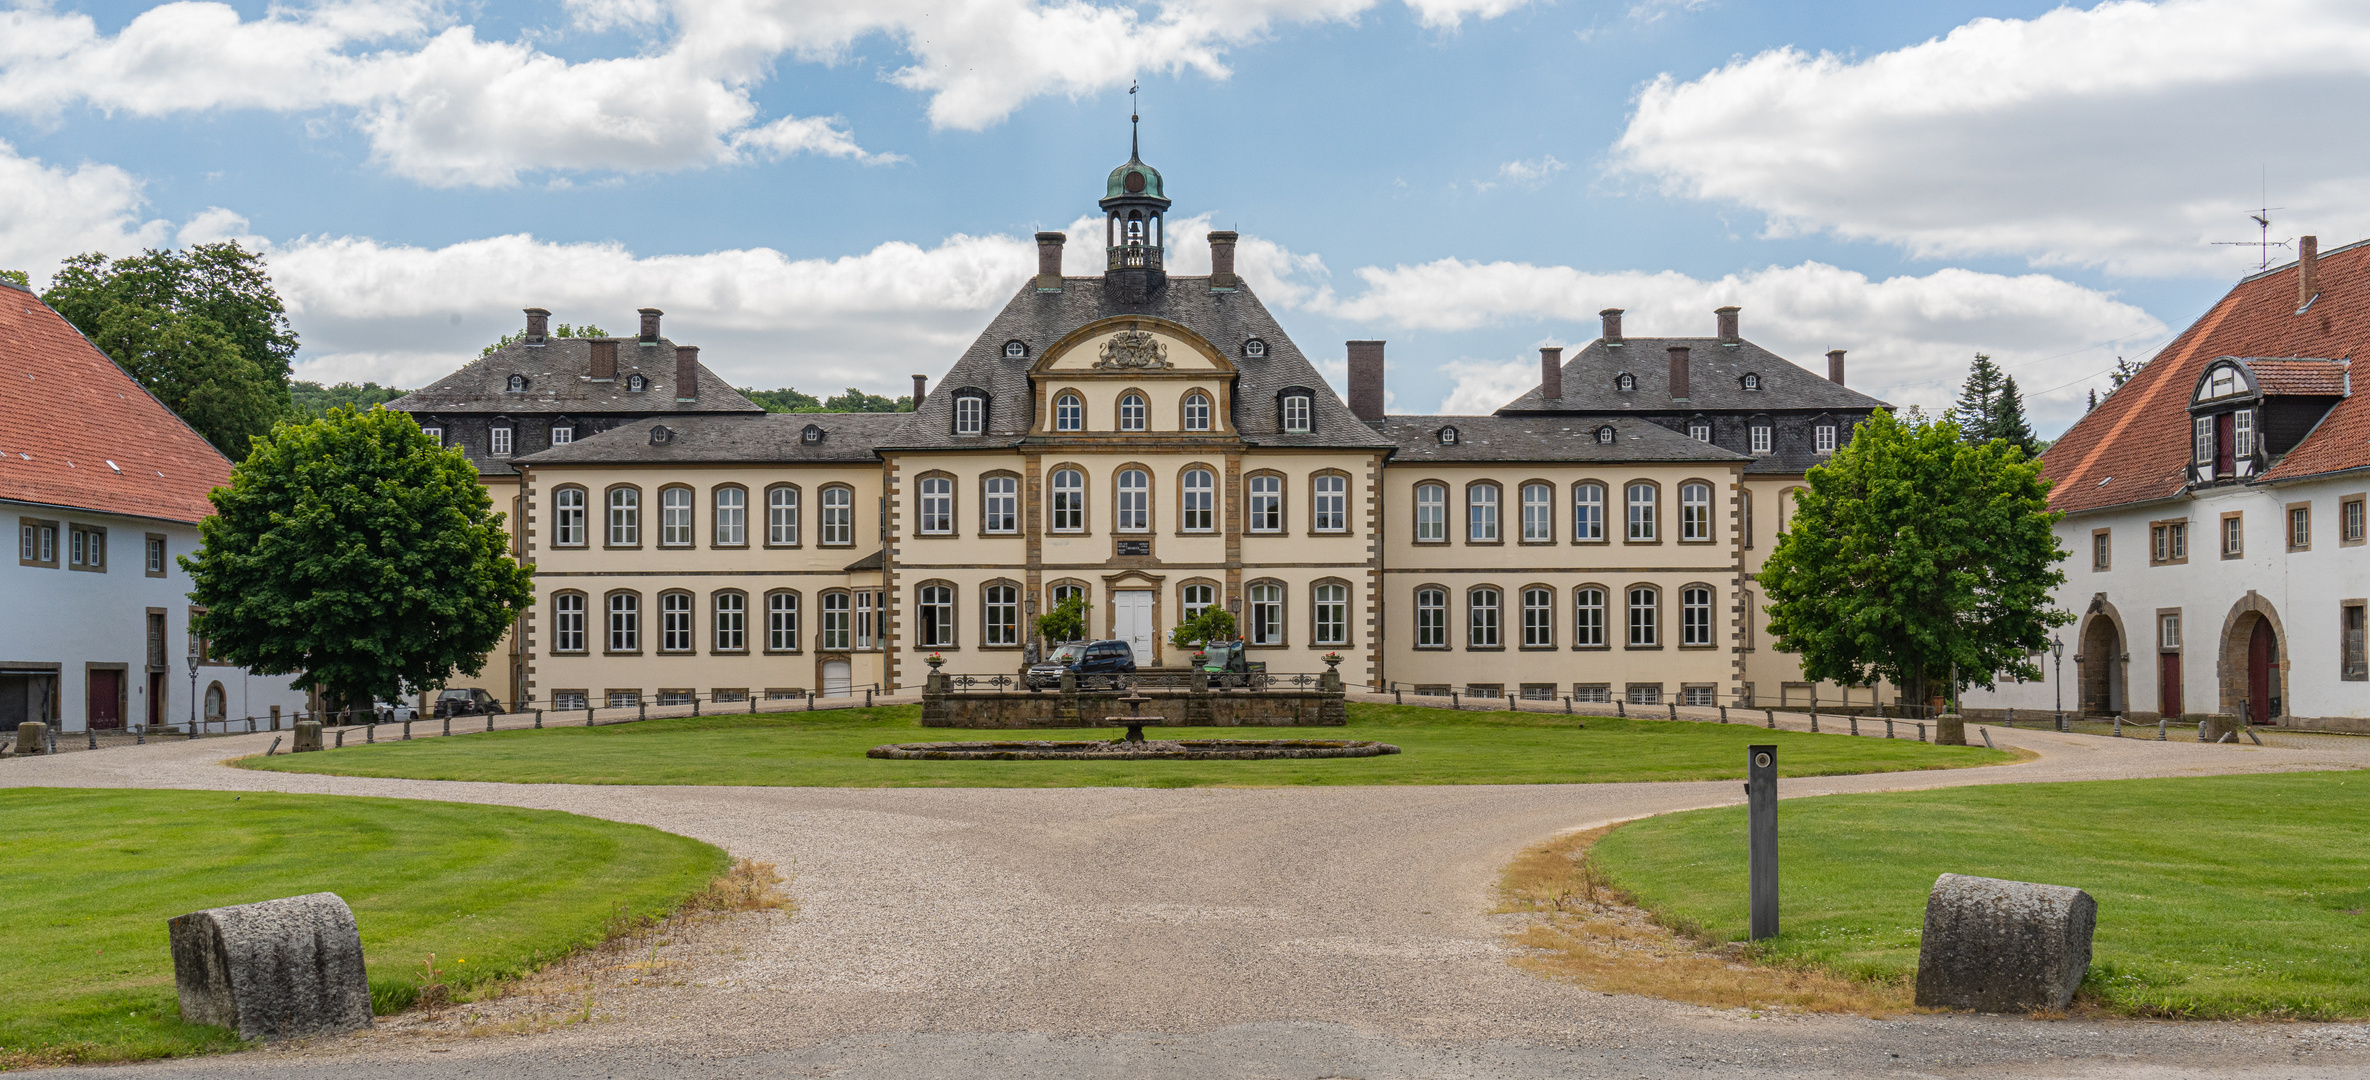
top-left (1024, 640), bottom-right (1137, 689)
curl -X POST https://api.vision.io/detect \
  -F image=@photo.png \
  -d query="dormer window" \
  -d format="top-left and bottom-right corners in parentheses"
top-left (421, 423), bottom-right (444, 444)
top-left (649, 425), bottom-right (673, 446)
top-left (1280, 391), bottom-right (1312, 433)
top-left (1243, 338), bottom-right (1269, 359)
top-left (1437, 426), bottom-right (1459, 446)
top-left (1002, 340), bottom-right (1029, 359)
top-left (550, 419), bottom-right (575, 445)
top-left (1615, 373), bottom-right (1636, 392)
top-left (490, 424), bottom-right (514, 457)
top-left (506, 374), bottom-right (529, 392)
top-left (1741, 373), bottom-right (1762, 391)
top-left (1688, 420), bottom-right (1711, 443)
top-left (2206, 365), bottom-right (2240, 399)
top-left (1815, 423), bottom-right (1837, 454)
top-left (2233, 408), bottom-right (2255, 457)
top-left (801, 424), bottom-right (826, 444)
top-left (953, 393), bottom-right (987, 436)
top-left (1595, 426), bottom-right (1616, 445)
top-left (626, 374), bottom-right (648, 392)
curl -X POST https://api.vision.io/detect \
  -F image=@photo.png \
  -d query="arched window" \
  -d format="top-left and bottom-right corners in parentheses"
top-left (918, 475), bottom-right (954, 535)
top-left (1616, 373), bottom-right (1636, 392)
top-left (659, 486), bottom-right (694, 546)
top-left (1521, 483), bottom-right (1552, 543)
top-left (553, 592), bottom-right (587, 653)
top-left (1468, 587), bottom-right (1501, 648)
top-left (1596, 426), bottom-right (1617, 445)
top-left (714, 486), bottom-right (747, 546)
top-left (506, 374), bottom-right (528, 392)
top-left (607, 592), bottom-right (640, 651)
top-left (767, 485), bottom-right (799, 546)
top-left (917, 584), bottom-right (955, 647)
top-left (1415, 587), bottom-right (1448, 648)
top-left (1055, 392), bottom-right (1084, 432)
top-left (1627, 586), bottom-right (1659, 647)
top-left (554, 487), bottom-right (587, 546)
top-left (1573, 483), bottom-right (1605, 542)
top-left (1181, 582), bottom-right (1215, 624)
top-left (1003, 339), bottom-right (1028, 359)
top-left (1522, 586), bottom-right (1554, 647)
top-left (607, 487), bottom-right (640, 546)
top-left (1246, 473), bottom-right (1283, 533)
top-left (1626, 482), bottom-right (1658, 541)
top-left (1573, 586), bottom-right (1606, 647)
top-left (1181, 468), bottom-right (1215, 532)
top-left (1243, 338), bottom-right (1268, 358)
top-left (1183, 393), bottom-right (1212, 431)
top-left (1050, 468), bottom-right (1085, 532)
top-left (626, 373), bottom-right (648, 392)
top-left (1247, 581), bottom-right (1285, 645)
top-left (820, 486), bottom-right (853, 545)
top-left (205, 682), bottom-right (226, 724)
top-left (659, 591), bottom-right (694, 652)
top-left (766, 591), bottom-right (800, 652)
top-left (1115, 468), bottom-right (1150, 532)
top-left (983, 583), bottom-right (1020, 646)
top-left (1313, 474), bottom-right (1347, 533)
top-left (1281, 393), bottom-right (1312, 433)
top-left (982, 474), bottom-right (1018, 534)
top-left (954, 394), bottom-right (986, 435)
top-left (1467, 483), bottom-right (1500, 543)
top-left (1119, 394), bottom-right (1147, 431)
top-left (1681, 585), bottom-right (1714, 646)
top-left (1680, 482), bottom-right (1712, 541)
top-left (1414, 483), bottom-right (1447, 543)
top-left (714, 591), bottom-right (746, 651)
top-left (1741, 373), bottom-right (1762, 391)
top-left (819, 591), bottom-right (850, 649)
top-left (1312, 582), bottom-right (1349, 646)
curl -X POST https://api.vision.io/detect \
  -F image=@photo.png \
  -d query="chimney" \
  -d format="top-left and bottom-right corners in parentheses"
top-left (1826, 349), bottom-right (1847, 385)
top-left (1347, 340), bottom-right (1386, 422)
top-left (1034, 232), bottom-right (1066, 292)
top-left (1668, 345), bottom-right (1691, 401)
top-left (638, 307), bottom-right (663, 346)
top-left (912, 373), bottom-right (929, 406)
top-left (1600, 307), bottom-right (1624, 346)
top-left (2299, 234), bottom-right (2320, 309)
top-left (523, 307), bottom-right (550, 346)
top-left (1208, 230), bottom-right (1240, 291)
top-left (590, 339), bottom-right (618, 381)
top-left (675, 346), bottom-right (699, 402)
top-left (1539, 346), bottom-right (1563, 401)
top-left (1715, 305), bottom-right (1740, 345)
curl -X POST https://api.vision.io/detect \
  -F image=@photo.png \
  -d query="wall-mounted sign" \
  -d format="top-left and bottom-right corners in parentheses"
top-left (1115, 539), bottom-right (1152, 557)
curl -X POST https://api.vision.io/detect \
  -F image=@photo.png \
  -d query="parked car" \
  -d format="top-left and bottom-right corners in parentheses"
top-left (432, 688), bottom-right (503, 718)
top-left (374, 698), bottom-right (418, 723)
top-left (1024, 640), bottom-right (1136, 690)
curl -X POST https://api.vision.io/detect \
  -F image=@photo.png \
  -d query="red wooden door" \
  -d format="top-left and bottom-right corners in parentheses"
top-left (2247, 621), bottom-right (2274, 725)
top-left (2216, 414), bottom-right (2236, 475)
top-left (2158, 653), bottom-right (2182, 718)
top-left (87, 669), bottom-right (123, 730)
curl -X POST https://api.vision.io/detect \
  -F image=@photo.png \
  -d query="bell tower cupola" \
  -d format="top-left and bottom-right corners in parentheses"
top-left (1099, 91), bottom-right (1170, 304)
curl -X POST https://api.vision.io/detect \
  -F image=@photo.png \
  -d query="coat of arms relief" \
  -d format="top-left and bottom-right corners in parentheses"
top-left (1095, 329), bottom-right (1172, 369)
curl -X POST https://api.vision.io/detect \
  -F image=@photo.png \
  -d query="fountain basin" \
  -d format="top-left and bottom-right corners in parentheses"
top-left (867, 738), bottom-right (1401, 761)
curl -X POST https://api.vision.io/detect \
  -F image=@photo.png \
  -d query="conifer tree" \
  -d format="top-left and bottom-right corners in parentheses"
top-left (1991, 375), bottom-right (2041, 459)
top-left (1947, 353), bottom-right (2006, 443)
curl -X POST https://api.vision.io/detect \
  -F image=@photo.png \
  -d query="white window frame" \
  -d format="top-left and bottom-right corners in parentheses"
top-left (2195, 416), bottom-right (2214, 465)
top-left (1248, 474), bottom-right (1283, 533)
top-left (1688, 422), bottom-right (1711, 443)
top-left (608, 488), bottom-right (640, 546)
top-left (820, 591), bottom-right (850, 649)
top-left (1626, 483), bottom-right (1657, 542)
top-left (715, 592), bottom-right (746, 651)
top-left (983, 475), bottom-right (1018, 534)
top-left (768, 486), bottom-right (799, 546)
top-left (1182, 583), bottom-right (1215, 624)
top-left (767, 592), bottom-right (800, 652)
top-left (984, 584), bottom-right (1020, 646)
top-left (2235, 409), bottom-right (2255, 458)
top-left (1468, 587), bottom-right (1501, 648)
top-left (1573, 483), bottom-right (1604, 541)
top-left (1283, 395), bottom-right (1312, 433)
top-left (1055, 393), bottom-right (1084, 432)
top-left (919, 476), bottom-right (954, 535)
top-left (1680, 482), bottom-right (1712, 542)
top-left (1628, 586), bottom-right (1659, 647)
top-left (1313, 474), bottom-right (1347, 533)
top-left (660, 487), bottom-right (694, 547)
top-left (554, 488), bottom-right (586, 546)
top-left (1521, 483), bottom-right (1552, 543)
top-left (1248, 582), bottom-right (1284, 645)
top-left (490, 426), bottom-right (513, 457)
top-left (1313, 583), bottom-right (1348, 646)
top-left (1574, 587), bottom-right (1605, 647)
top-left (549, 424), bottom-right (573, 445)
top-left (714, 487), bottom-right (746, 546)
top-left (1050, 469), bottom-right (1085, 532)
top-left (1750, 425), bottom-right (1772, 455)
top-left (1182, 469), bottom-right (1215, 532)
top-left (554, 593), bottom-right (586, 653)
top-left (1468, 484), bottom-right (1499, 543)
top-left (659, 592), bottom-right (694, 652)
top-left (1415, 587), bottom-right (1447, 648)
top-left (820, 486), bottom-right (853, 545)
top-left (1815, 425), bottom-right (1837, 454)
top-left (1522, 587), bottom-right (1553, 648)
top-left (1681, 586), bottom-right (1712, 646)
top-left (1415, 483), bottom-right (1446, 543)
top-left (608, 593), bottom-right (640, 651)
top-left (1183, 393), bottom-right (1212, 431)
top-left (1116, 469), bottom-right (1150, 532)
top-left (1119, 394), bottom-right (1147, 432)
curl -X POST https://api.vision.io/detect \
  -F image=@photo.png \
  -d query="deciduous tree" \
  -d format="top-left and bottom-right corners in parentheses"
top-left (1758, 410), bottom-right (2072, 711)
top-left (182, 407), bottom-right (534, 714)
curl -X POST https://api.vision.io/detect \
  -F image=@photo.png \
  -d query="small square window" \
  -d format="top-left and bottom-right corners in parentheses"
top-left (550, 425), bottom-right (575, 445)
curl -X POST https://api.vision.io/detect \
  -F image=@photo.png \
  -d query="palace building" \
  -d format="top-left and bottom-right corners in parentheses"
top-left (415, 136), bottom-right (1889, 709)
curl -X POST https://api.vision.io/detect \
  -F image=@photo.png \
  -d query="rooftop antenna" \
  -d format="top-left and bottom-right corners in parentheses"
top-left (1129, 79), bottom-right (1140, 161)
top-left (2212, 167), bottom-right (2288, 269)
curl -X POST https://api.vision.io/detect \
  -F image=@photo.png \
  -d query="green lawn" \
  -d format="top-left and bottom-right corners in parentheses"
top-left (1590, 771), bottom-right (2370, 1018)
top-left (240, 703), bottom-right (2008, 787)
top-left (0, 788), bottom-right (725, 1067)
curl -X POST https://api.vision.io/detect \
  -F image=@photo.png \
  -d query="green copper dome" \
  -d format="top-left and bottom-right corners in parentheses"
top-left (1105, 157), bottom-right (1165, 200)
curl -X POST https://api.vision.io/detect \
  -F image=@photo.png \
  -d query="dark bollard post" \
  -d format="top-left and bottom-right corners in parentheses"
top-left (1765, 708), bottom-right (1776, 729)
top-left (402, 720), bottom-right (412, 741)
top-left (2157, 717), bottom-right (2167, 741)
top-left (1884, 719), bottom-right (1894, 739)
top-left (808, 691), bottom-right (816, 711)
top-left (586, 707), bottom-right (595, 727)
top-left (486, 712), bottom-right (494, 733)
top-left (1720, 705), bottom-right (1728, 724)
top-left (1809, 713), bottom-right (1819, 733)
top-left (1668, 702), bottom-right (1678, 721)
top-left (1564, 696), bottom-right (1572, 715)
top-left (442, 715), bottom-right (451, 737)
top-left (694, 696), bottom-right (702, 717)
top-left (366, 721), bottom-right (374, 744)
top-left (1916, 721), bottom-right (1926, 742)
top-left (1614, 698), bottom-right (1625, 718)
top-left (1747, 744), bottom-right (1778, 941)
top-left (753, 694), bottom-right (761, 714)
top-left (2114, 716), bottom-right (2123, 738)
top-left (534, 709), bottom-right (544, 729)
top-left (2056, 710), bottom-right (2066, 732)
top-left (1849, 715), bottom-right (1859, 736)
top-left (1393, 687), bottom-right (1403, 705)
top-left (1450, 692), bottom-right (1460, 710)
top-left (335, 728), bottom-right (346, 748)
top-left (88, 726), bottom-right (98, 750)
top-left (865, 688), bottom-right (873, 708)
top-left (639, 701), bottom-right (648, 722)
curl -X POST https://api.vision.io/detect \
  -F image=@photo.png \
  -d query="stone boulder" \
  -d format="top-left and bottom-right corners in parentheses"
top-left (169, 892), bottom-right (373, 1040)
top-left (291, 720), bottom-right (323, 753)
top-left (1914, 873), bottom-right (2095, 1012)
top-left (7, 721), bottom-right (44, 755)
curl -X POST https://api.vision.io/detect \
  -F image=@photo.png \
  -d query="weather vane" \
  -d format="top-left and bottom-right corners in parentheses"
top-left (1129, 79), bottom-right (1140, 158)
top-left (2212, 169), bottom-right (2289, 270)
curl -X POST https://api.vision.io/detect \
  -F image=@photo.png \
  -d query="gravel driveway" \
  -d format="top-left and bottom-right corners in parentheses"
top-left (9, 721), bottom-right (2369, 1079)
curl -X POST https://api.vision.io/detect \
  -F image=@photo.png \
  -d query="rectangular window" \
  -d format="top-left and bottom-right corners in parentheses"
top-left (1116, 470), bottom-right (1149, 532)
top-left (2290, 504), bottom-right (2312, 550)
top-left (715, 593), bottom-right (746, 651)
top-left (421, 426), bottom-right (443, 443)
top-left (1750, 426), bottom-right (1771, 455)
top-left (1468, 485), bottom-right (1499, 542)
top-left (608, 594), bottom-right (640, 651)
top-left (660, 488), bottom-right (693, 546)
top-left (821, 487), bottom-right (853, 545)
top-left (67, 525), bottom-right (105, 571)
top-left (609, 489), bottom-right (640, 545)
top-left (490, 427), bottom-right (513, 456)
top-left (2170, 522), bottom-right (2188, 560)
top-left (1815, 425), bottom-right (1837, 454)
top-left (2194, 416), bottom-right (2214, 465)
top-left (550, 425), bottom-right (573, 445)
top-left (552, 690), bottom-right (587, 710)
top-left (1313, 583), bottom-right (1348, 646)
top-left (2234, 409), bottom-right (2255, 458)
top-left (2160, 612), bottom-right (2182, 650)
top-left (984, 585), bottom-right (1019, 646)
top-left (2344, 602), bottom-right (2367, 681)
top-left (821, 592), bottom-right (851, 649)
top-left (1626, 484), bottom-right (1656, 542)
top-left (1572, 484), bottom-right (1604, 542)
top-left (656, 690), bottom-right (695, 707)
top-left (983, 476), bottom-right (1019, 533)
top-left (767, 592), bottom-right (800, 652)
top-left (1415, 484), bottom-right (1446, 542)
top-left (554, 594), bottom-right (586, 652)
top-left (1679, 483), bottom-right (1711, 542)
top-left (1628, 587), bottom-right (1658, 647)
top-left (768, 487), bottom-right (799, 545)
top-left (1313, 475), bottom-right (1347, 532)
top-left (1050, 469), bottom-right (1084, 532)
top-left (1521, 683), bottom-right (1558, 701)
top-left (555, 488), bottom-right (587, 546)
top-left (145, 535), bottom-right (166, 577)
top-left (1283, 395), bottom-right (1311, 433)
top-left (1521, 484), bottom-right (1552, 542)
top-left (1468, 588), bottom-right (1501, 648)
top-left (1181, 583), bottom-right (1214, 627)
top-left (1681, 586), bottom-right (1712, 647)
top-left (1248, 475), bottom-right (1283, 533)
top-left (1688, 422), bottom-right (1711, 442)
top-left (1573, 587), bottom-right (1605, 647)
top-left (919, 477), bottom-right (954, 534)
top-left (2222, 513), bottom-right (2243, 557)
top-left (606, 690), bottom-right (640, 709)
top-left (1681, 685), bottom-right (1716, 707)
top-left (1181, 470), bottom-right (1214, 533)
top-left (660, 592), bottom-right (693, 652)
top-left (1626, 683), bottom-right (1662, 705)
top-left (714, 488), bottom-right (746, 546)
top-left (1521, 587), bottom-right (1553, 648)
top-left (856, 590), bottom-right (878, 649)
top-left (918, 585), bottom-right (954, 647)
top-left (1248, 583), bottom-right (1284, 645)
top-left (2345, 497), bottom-right (2366, 543)
top-left (2092, 529), bottom-right (2111, 570)
top-left (1572, 683), bottom-right (1610, 704)
top-left (1415, 588), bottom-right (1447, 648)
top-left (955, 395), bottom-right (984, 435)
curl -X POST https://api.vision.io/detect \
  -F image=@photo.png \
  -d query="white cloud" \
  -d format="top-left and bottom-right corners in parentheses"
top-left (0, 0), bottom-right (1538, 187)
top-left (0, 139), bottom-right (170, 280)
top-left (1314, 257), bottom-right (2165, 425)
top-left (1614, 0), bottom-right (2370, 275)
top-left (1495, 154), bottom-right (1566, 188)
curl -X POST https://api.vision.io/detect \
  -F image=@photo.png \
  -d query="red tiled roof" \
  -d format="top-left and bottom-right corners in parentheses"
top-left (0, 283), bottom-right (231, 524)
top-left (2245, 358), bottom-right (2349, 397)
top-left (2043, 239), bottom-right (2370, 513)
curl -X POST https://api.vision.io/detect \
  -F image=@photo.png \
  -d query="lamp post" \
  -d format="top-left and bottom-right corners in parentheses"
top-left (2050, 635), bottom-right (2065, 715)
top-left (186, 633), bottom-right (200, 740)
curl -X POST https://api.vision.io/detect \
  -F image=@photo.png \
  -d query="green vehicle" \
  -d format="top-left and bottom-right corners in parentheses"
top-left (1196, 640), bottom-right (1259, 687)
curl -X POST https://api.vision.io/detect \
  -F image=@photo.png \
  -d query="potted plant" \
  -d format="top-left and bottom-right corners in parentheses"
top-left (1321, 652), bottom-right (1344, 669)
top-left (925, 652), bottom-right (946, 670)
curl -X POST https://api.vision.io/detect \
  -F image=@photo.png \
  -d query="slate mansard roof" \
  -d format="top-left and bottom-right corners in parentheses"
top-left (1380, 415), bottom-right (1749, 465)
top-left (1497, 337), bottom-right (1890, 415)
top-left (0, 280), bottom-right (232, 524)
top-left (517, 411), bottom-right (907, 466)
top-left (387, 338), bottom-right (763, 416)
top-left (883, 276), bottom-right (1397, 453)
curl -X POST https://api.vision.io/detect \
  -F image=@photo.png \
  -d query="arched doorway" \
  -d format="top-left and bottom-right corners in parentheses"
top-left (2077, 612), bottom-right (2126, 716)
top-left (2216, 594), bottom-right (2288, 725)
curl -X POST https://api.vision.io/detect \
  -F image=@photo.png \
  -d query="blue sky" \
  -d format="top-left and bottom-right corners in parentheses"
top-left (6, 0), bottom-right (2366, 436)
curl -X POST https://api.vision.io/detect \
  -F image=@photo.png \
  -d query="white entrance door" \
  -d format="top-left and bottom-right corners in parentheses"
top-left (1113, 591), bottom-right (1155, 665)
top-left (822, 659), bottom-right (851, 697)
